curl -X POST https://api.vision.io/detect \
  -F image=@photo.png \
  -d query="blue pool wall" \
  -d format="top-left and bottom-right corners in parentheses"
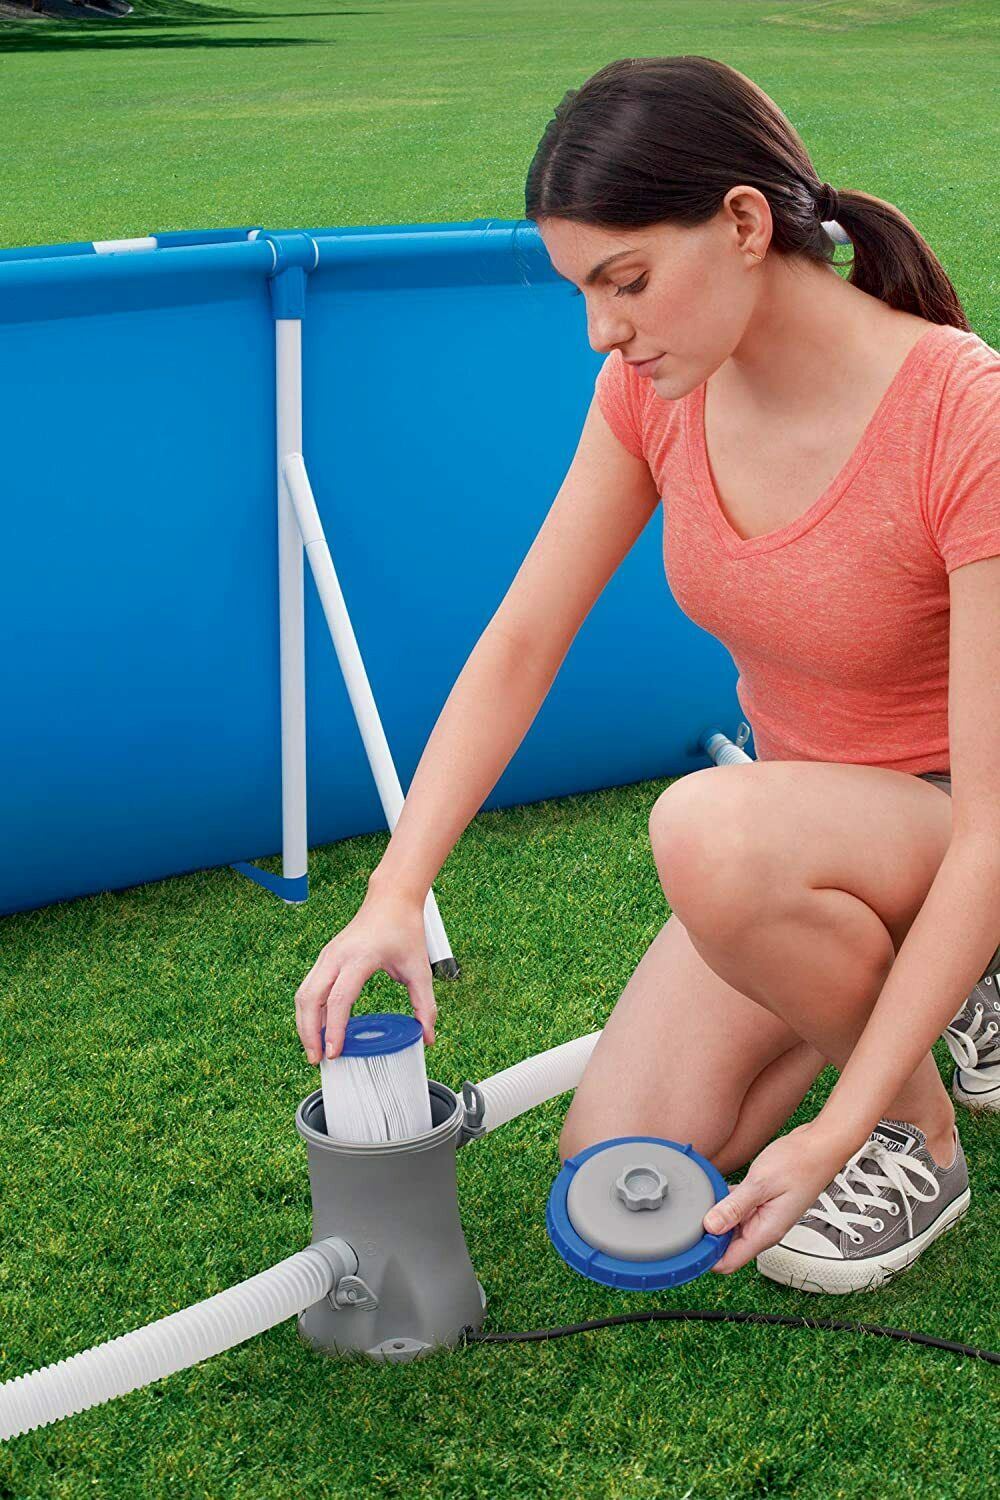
top-left (0, 220), bottom-right (746, 919)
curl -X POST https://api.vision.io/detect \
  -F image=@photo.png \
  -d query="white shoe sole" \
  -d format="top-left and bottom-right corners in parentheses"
top-left (755, 1187), bottom-right (971, 1295)
top-left (952, 1067), bottom-right (1000, 1113)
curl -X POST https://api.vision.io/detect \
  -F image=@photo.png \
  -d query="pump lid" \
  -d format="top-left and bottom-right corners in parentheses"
top-left (320, 1012), bottom-right (423, 1059)
top-left (546, 1136), bottom-right (731, 1290)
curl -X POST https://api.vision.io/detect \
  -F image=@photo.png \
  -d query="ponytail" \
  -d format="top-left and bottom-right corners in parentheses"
top-left (525, 56), bottom-right (970, 331)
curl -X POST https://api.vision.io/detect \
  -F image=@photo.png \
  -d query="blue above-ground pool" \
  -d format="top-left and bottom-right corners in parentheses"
top-left (0, 220), bottom-right (744, 919)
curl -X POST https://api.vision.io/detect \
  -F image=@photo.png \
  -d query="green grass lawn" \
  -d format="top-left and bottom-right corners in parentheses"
top-left (2, 3), bottom-right (998, 1496)
top-left (2, 780), bottom-right (997, 1498)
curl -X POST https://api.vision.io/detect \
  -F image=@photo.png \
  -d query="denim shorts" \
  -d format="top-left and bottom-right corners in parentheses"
top-left (916, 771), bottom-right (954, 796)
top-left (915, 770), bottom-right (1000, 978)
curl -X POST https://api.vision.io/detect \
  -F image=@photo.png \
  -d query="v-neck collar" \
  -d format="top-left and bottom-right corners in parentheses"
top-left (686, 323), bottom-right (950, 559)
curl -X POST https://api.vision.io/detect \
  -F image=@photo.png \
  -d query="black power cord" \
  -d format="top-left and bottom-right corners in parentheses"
top-left (461, 1308), bottom-right (999, 1365)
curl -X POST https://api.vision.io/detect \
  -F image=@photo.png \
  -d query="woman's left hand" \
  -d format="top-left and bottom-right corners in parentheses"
top-left (702, 1120), bottom-right (855, 1274)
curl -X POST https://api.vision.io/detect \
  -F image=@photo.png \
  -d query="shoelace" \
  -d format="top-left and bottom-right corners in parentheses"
top-left (944, 994), bottom-right (1000, 1073)
top-left (804, 1141), bottom-right (940, 1245)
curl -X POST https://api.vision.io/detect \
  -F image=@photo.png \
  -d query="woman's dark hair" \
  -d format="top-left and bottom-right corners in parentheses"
top-left (525, 56), bottom-right (970, 331)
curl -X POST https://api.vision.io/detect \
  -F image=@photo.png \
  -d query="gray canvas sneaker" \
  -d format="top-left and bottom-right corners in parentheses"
top-left (756, 1118), bottom-right (970, 1295)
top-left (942, 968), bottom-right (1000, 1112)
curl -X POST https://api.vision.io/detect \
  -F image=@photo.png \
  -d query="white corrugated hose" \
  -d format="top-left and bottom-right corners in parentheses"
top-left (0, 1245), bottom-right (337, 1441)
top-left (0, 1029), bottom-right (602, 1441)
top-left (474, 1031), bottom-right (601, 1131)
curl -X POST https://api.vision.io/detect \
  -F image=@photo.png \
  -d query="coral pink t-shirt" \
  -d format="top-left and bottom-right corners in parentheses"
top-left (594, 322), bottom-right (1000, 774)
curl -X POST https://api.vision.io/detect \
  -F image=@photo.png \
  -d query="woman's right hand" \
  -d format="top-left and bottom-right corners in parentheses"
top-left (294, 887), bottom-right (437, 1064)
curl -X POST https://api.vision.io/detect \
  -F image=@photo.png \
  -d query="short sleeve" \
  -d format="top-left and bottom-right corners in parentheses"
top-left (924, 340), bottom-right (1000, 573)
top-left (594, 349), bottom-right (646, 460)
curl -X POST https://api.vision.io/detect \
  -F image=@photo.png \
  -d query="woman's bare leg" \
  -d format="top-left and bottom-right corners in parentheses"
top-left (559, 912), bottom-right (826, 1176)
top-left (716, 1037), bottom-right (829, 1173)
top-left (651, 761), bottom-right (958, 1168)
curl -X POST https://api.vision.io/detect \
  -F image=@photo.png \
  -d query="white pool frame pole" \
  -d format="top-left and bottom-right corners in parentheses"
top-left (276, 319), bottom-right (311, 900)
top-left (233, 316), bottom-right (311, 905)
top-left (281, 451), bottom-right (456, 970)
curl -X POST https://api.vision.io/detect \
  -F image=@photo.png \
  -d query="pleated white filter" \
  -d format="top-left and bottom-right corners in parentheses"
top-left (320, 1013), bottom-right (433, 1144)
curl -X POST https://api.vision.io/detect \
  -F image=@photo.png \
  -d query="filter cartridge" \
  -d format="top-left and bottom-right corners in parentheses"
top-left (319, 1013), bottom-right (434, 1144)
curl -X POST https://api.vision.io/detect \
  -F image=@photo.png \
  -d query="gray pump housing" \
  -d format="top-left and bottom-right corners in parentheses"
top-left (295, 1080), bottom-right (485, 1364)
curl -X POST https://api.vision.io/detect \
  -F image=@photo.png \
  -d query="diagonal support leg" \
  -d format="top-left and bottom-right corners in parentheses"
top-left (281, 451), bottom-right (459, 976)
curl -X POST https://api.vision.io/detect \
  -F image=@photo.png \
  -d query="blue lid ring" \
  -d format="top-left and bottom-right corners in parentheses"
top-left (546, 1136), bottom-right (733, 1291)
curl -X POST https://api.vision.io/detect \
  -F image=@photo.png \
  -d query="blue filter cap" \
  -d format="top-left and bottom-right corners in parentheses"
top-left (319, 1012), bottom-right (423, 1058)
top-left (546, 1136), bottom-right (732, 1290)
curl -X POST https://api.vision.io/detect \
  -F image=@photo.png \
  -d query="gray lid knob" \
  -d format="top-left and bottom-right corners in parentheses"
top-left (615, 1163), bottom-right (668, 1211)
top-left (567, 1141), bottom-right (714, 1261)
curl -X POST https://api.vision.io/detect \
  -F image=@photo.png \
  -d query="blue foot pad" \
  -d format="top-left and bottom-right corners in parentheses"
top-left (232, 862), bottom-right (308, 902)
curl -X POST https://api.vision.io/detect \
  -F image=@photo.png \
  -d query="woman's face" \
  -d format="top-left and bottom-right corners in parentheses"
top-left (537, 195), bottom-right (765, 397)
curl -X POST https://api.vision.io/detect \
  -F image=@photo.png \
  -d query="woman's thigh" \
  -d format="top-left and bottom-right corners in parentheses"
top-left (559, 910), bottom-right (805, 1162)
top-left (649, 761), bottom-right (954, 956)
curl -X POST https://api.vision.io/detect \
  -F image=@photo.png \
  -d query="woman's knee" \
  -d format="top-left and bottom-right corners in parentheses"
top-left (648, 774), bottom-right (763, 936)
top-left (557, 1091), bottom-right (739, 1167)
top-left (557, 1103), bottom-right (590, 1164)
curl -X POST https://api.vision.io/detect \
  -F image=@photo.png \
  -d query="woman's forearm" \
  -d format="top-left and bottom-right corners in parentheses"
top-left (816, 832), bottom-right (1000, 1154)
top-left (367, 623), bottom-right (565, 902)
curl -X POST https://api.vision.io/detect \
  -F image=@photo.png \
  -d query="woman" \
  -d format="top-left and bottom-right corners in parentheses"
top-left (295, 57), bottom-right (1000, 1294)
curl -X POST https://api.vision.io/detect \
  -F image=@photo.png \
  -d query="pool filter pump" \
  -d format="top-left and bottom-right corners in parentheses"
top-left (295, 1076), bottom-right (489, 1361)
top-left (0, 1027), bottom-right (617, 1435)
